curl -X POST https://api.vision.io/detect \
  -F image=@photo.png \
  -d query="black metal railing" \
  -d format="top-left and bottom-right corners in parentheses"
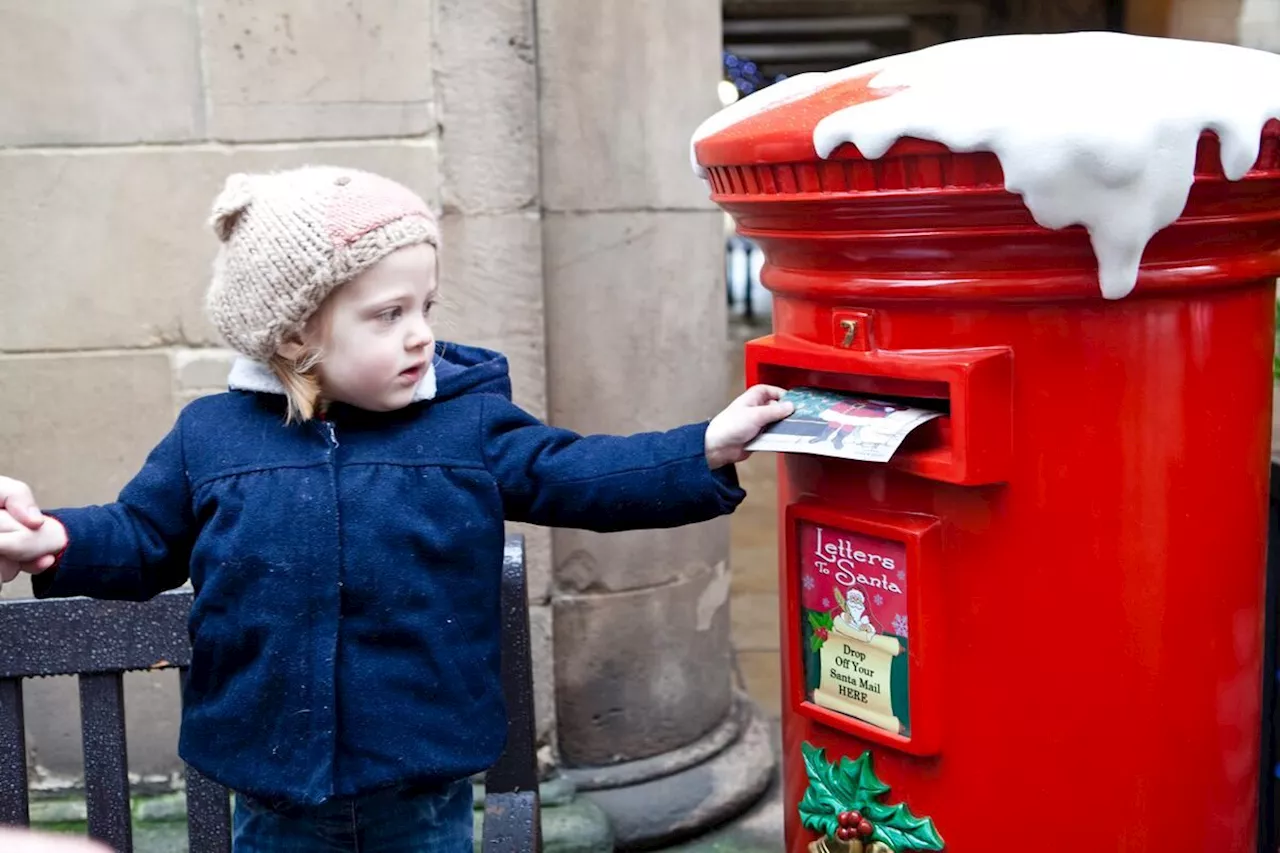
top-left (0, 535), bottom-right (540, 853)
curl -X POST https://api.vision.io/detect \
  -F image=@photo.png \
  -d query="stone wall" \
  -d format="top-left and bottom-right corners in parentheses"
top-left (1238, 0), bottom-right (1280, 50)
top-left (534, 0), bottom-right (734, 769)
top-left (1167, 0), bottom-right (1245, 42)
top-left (1, 0), bottom-right (730, 801)
top-left (0, 0), bottom-right (554, 787)
top-left (1161, 0), bottom-right (1280, 49)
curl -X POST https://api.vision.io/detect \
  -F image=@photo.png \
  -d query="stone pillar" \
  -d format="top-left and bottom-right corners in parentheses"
top-left (1166, 0), bottom-right (1245, 42)
top-left (534, 1), bottom-right (773, 847)
top-left (1239, 0), bottom-right (1280, 50)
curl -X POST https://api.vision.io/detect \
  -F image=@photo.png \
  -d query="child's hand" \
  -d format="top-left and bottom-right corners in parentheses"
top-left (705, 385), bottom-right (794, 470)
top-left (0, 507), bottom-right (67, 585)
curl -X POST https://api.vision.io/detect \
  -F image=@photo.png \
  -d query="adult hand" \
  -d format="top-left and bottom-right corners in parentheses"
top-left (0, 476), bottom-right (59, 580)
top-left (0, 828), bottom-right (110, 852)
top-left (0, 475), bottom-right (44, 529)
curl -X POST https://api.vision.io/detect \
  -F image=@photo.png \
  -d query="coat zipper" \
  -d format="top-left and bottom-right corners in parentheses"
top-left (319, 417), bottom-right (342, 796)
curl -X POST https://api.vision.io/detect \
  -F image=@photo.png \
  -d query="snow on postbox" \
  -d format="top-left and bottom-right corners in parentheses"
top-left (694, 33), bottom-right (1280, 853)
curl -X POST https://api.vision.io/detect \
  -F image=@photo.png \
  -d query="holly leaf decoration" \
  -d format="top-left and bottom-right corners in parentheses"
top-left (798, 742), bottom-right (861, 835)
top-left (863, 802), bottom-right (946, 851)
top-left (836, 751), bottom-right (889, 801)
top-left (798, 742), bottom-right (945, 852)
top-left (809, 634), bottom-right (824, 652)
top-left (807, 610), bottom-right (835, 631)
top-left (798, 781), bottom-right (842, 837)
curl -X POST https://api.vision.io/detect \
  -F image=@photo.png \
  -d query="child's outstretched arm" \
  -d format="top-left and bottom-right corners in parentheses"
top-left (1, 416), bottom-right (196, 601)
top-left (482, 384), bottom-right (793, 532)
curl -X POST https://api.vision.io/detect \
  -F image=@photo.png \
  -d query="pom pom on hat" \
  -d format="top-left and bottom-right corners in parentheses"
top-left (204, 166), bottom-right (439, 360)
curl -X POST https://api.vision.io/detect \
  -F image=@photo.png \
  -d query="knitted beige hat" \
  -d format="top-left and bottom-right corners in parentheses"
top-left (205, 166), bottom-right (439, 360)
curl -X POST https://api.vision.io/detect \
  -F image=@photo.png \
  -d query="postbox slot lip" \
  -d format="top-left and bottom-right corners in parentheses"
top-left (763, 371), bottom-right (952, 407)
top-left (745, 336), bottom-right (1011, 485)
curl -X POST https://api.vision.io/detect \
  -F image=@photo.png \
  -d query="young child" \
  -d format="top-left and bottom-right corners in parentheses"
top-left (0, 166), bottom-right (792, 852)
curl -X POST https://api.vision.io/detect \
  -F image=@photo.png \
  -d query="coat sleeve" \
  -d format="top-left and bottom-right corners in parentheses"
top-left (481, 395), bottom-right (746, 531)
top-left (33, 415), bottom-right (195, 602)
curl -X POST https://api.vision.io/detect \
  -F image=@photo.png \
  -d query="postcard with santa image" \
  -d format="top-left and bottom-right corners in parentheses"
top-left (745, 387), bottom-right (943, 463)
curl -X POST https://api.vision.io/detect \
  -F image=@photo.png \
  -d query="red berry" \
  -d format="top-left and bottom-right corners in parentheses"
top-left (858, 820), bottom-right (873, 837)
top-left (836, 827), bottom-right (856, 841)
top-left (848, 811), bottom-right (862, 825)
top-left (817, 628), bottom-right (829, 640)
top-left (837, 811), bottom-right (855, 827)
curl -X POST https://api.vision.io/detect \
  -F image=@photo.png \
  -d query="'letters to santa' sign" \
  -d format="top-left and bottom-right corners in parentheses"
top-left (798, 521), bottom-right (911, 736)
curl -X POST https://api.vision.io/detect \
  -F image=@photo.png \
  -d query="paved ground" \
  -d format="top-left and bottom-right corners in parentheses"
top-left (663, 772), bottom-right (784, 852)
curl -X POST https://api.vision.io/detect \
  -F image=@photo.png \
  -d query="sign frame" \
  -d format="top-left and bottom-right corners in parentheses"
top-left (784, 500), bottom-right (944, 756)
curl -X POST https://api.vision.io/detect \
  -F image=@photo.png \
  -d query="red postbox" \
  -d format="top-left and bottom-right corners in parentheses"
top-left (695, 39), bottom-right (1280, 853)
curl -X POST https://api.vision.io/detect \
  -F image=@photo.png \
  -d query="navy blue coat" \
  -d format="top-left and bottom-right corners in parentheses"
top-left (34, 343), bottom-right (744, 804)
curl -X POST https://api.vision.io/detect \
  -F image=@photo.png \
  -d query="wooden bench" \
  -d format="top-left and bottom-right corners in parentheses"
top-left (0, 535), bottom-right (541, 852)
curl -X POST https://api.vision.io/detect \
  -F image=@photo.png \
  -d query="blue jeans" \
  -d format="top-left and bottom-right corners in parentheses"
top-left (232, 779), bottom-right (473, 852)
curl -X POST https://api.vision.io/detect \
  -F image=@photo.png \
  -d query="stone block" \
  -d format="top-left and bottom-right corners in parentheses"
top-left (174, 348), bottom-right (237, 391)
top-left (0, 353), bottom-right (176, 508)
top-left (0, 0), bottom-right (203, 146)
top-left (554, 563), bottom-right (733, 766)
top-left (1169, 0), bottom-right (1244, 42)
top-left (438, 212), bottom-right (546, 418)
top-left (434, 0), bottom-right (540, 215)
top-left (0, 143), bottom-right (438, 352)
top-left (529, 603), bottom-right (556, 752)
top-left (542, 210), bottom-right (727, 433)
top-left (201, 0), bottom-right (433, 141)
top-left (536, 0), bottom-right (721, 212)
top-left (1239, 0), bottom-right (1280, 49)
top-left (555, 516), bottom-right (730, 595)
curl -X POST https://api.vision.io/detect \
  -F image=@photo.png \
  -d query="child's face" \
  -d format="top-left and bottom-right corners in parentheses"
top-left (300, 243), bottom-right (439, 412)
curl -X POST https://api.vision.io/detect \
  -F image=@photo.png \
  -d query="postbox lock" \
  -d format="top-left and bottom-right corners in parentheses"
top-left (831, 310), bottom-right (872, 350)
top-left (840, 319), bottom-right (859, 348)
top-left (799, 742), bottom-right (944, 852)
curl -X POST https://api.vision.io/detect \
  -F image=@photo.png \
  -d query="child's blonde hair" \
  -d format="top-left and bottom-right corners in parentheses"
top-left (269, 351), bottom-right (324, 424)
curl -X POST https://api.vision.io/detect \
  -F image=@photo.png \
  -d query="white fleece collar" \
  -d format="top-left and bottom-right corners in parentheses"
top-left (227, 357), bottom-right (438, 403)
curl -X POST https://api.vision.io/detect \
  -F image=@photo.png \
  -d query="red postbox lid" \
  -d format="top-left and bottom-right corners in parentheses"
top-left (692, 32), bottom-right (1280, 300)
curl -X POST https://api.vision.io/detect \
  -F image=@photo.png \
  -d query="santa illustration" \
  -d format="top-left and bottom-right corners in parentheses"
top-left (809, 399), bottom-right (896, 450)
top-left (835, 587), bottom-right (878, 640)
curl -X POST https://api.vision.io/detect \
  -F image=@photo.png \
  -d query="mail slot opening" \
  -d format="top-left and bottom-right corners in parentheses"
top-left (749, 383), bottom-right (951, 465)
top-left (744, 335), bottom-right (1011, 485)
